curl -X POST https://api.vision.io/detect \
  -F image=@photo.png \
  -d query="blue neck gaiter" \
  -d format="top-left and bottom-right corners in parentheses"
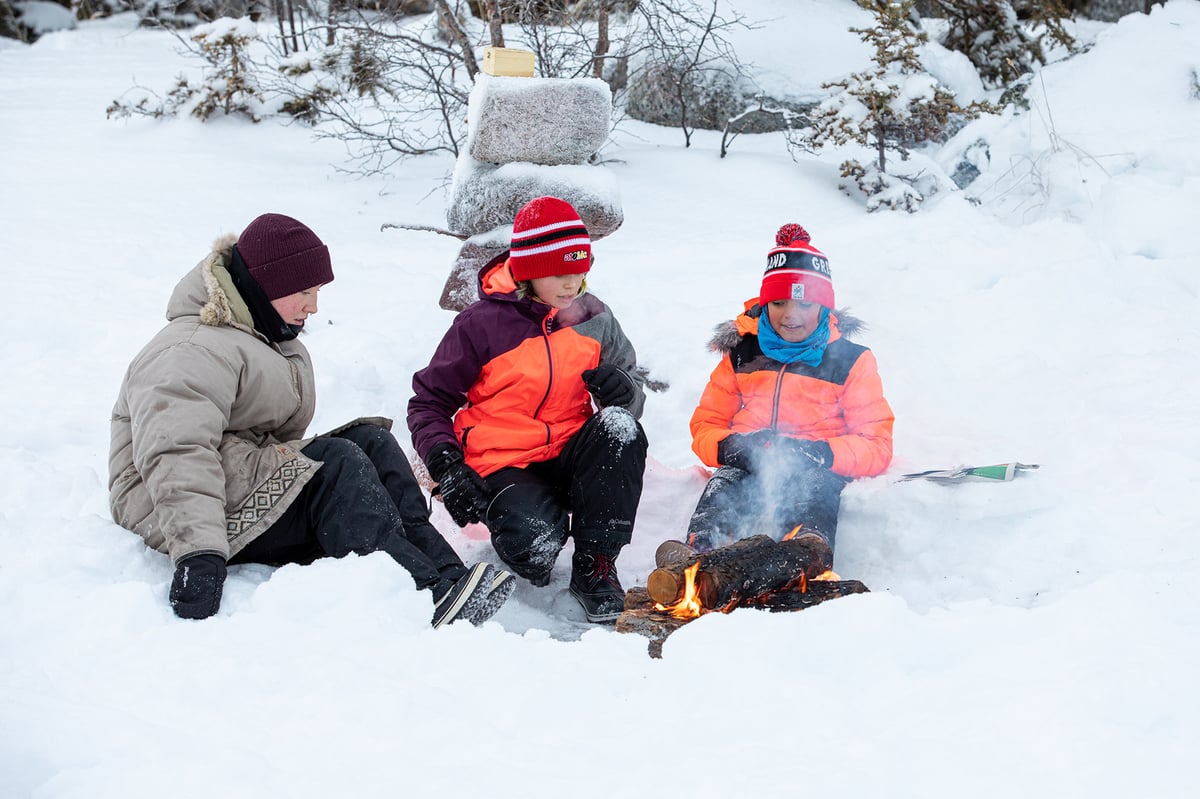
top-left (758, 306), bottom-right (831, 366)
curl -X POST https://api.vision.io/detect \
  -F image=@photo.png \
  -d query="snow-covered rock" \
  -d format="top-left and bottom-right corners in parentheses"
top-left (467, 74), bottom-right (611, 166)
top-left (446, 159), bottom-right (623, 240)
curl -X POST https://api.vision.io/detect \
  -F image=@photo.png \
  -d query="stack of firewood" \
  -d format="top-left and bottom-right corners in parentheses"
top-left (617, 535), bottom-right (869, 658)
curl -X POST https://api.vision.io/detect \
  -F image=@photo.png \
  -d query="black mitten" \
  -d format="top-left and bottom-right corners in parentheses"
top-left (776, 437), bottom-right (834, 469)
top-left (715, 430), bottom-right (776, 471)
top-left (426, 443), bottom-right (491, 527)
top-left (581, 364), bottom-right (636, 408)
top-left (169, 553), bottom-right (227, 620)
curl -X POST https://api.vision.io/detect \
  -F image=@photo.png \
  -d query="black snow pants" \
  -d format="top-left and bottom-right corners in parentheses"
top-left (480, 407), bottom-right (648, 585)
top-left (230, 423), bottom-right (466, 594)
top-left (687, 456), bottom-right (851, 554)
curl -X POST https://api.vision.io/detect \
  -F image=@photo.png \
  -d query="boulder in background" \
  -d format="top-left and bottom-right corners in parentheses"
top-left (446, 160), bottom-right (623, 240)
top-left (468, 74), bottom-right (612, 166)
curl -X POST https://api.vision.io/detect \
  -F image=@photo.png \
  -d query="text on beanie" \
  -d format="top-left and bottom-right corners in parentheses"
top-left (508, 196), bottom-right (592, 282)
top-left (759, 223), bottom-right (834, 309)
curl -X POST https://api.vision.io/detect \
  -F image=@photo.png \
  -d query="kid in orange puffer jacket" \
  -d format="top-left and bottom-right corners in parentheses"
top-left (684, 224), bottom-right (894, 561)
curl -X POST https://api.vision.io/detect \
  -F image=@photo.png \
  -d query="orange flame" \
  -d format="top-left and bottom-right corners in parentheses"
top-left (654, 561), bottom-right (704, 619)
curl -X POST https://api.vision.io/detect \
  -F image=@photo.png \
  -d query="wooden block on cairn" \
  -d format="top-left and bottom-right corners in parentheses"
top-left (482, 46), bottom-right (535, 77)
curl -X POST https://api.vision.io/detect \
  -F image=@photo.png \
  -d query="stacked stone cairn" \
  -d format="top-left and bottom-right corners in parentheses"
top-left (439, 58), bottom-right (622, 310)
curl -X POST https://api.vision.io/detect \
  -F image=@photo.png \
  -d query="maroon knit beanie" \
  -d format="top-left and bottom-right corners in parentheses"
top-left (760, 223), bottom-right (834, 309)
top-left (236, 213), bottom-right (334, 300)
top-left (508, 197), bottom-right (592, 282)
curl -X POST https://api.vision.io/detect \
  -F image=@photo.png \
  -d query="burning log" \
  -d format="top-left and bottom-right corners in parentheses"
top-left (616, 536), bottom-right (863, 656)
top-left (744, 578), bottom-right (868, 610)
top-left (617, 580), bottom-right (869, 658)
top-left (646, 534), bottom-right (834, 609)
top-left (646, 534), bottom-right (774, 605)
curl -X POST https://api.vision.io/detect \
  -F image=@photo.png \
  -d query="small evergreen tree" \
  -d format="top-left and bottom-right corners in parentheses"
top-left (108, 17), bottom-right (266, 121)
top-left (792, 0), bottom-right (992, 212)
top-left (932, 0), bottom-right (1074, 90)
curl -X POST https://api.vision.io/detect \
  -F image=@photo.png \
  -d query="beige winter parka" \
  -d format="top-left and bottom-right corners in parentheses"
top-left (108, 234), bottom-right (325, 564)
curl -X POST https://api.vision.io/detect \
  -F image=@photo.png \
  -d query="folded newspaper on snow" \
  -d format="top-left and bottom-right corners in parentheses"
top-left (900, 462), bottom-right (1040, 483)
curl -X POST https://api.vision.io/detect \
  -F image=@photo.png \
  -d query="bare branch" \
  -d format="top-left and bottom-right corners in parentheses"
top-left (381, 223), bottom-right (468, 239)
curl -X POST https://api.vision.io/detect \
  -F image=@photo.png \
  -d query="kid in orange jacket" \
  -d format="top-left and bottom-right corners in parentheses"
top-left (408, 197), bottom-right (648, 623)
top-left (684, 224), bottom-right (893, 560)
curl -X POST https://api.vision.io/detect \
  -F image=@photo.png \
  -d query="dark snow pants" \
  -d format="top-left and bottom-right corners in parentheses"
top-left (230, 424), bottom-right (466, 594)
top-left (480, 407), bottom-right (648, 585)
top-left (687, 456), bottom-right (851, 554)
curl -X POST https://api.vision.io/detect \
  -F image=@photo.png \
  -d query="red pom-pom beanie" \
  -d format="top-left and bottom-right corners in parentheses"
top-left (759, 223), bottom-right (834, 309)
top-left (508, 197), bottom-right (592, 282)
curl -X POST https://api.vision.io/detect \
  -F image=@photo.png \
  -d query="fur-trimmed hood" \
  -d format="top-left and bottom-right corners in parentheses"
top-left (165, 233), bottom-right (256, 332)
top-left (707, 300), bottom-right (866, 354)
top-left (109, 233), bottom-right (319, 564)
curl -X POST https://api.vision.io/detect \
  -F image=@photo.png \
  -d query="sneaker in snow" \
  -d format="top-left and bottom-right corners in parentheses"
top-left (568, 551), bottom-right (626, 623)
top-left (467, 567), bottom-right (516, 625)
top-left (432, 563), bottom-right (493, 629)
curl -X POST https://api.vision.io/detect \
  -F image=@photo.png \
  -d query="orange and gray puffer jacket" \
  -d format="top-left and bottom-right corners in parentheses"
top-left (408, 255), bottom-right (645, 478)
top-left (690, 300), bottom-right (894, 479)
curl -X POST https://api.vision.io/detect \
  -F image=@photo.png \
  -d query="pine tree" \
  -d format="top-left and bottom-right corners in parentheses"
top-left (932, 0), bottom-right (1074, 91)
top-left (792, 0), bottom-right (991, 211)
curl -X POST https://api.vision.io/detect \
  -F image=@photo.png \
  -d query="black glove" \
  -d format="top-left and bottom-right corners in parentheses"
top-left (169, 553), bottom-right (227, 620)
top-left (581, 364), bottom-right (636, 408)
top-left (716, 430), bottom-right (776, 471)
top-left (776, 437), bottom-right (834, 469)
top-left (426, 443), bottom-right (491, 527)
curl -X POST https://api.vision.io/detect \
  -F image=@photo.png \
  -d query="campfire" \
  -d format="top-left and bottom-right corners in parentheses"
top-left (616, 534), bottom-right (869, 657)
top-left (657, 561), bottom-right (702, 619)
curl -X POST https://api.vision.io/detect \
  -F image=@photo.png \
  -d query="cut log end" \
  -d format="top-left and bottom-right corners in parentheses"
top-left (646, 568), bottom-right (684, 606)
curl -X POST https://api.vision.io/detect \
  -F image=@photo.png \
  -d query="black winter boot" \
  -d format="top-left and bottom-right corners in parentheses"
top-left (569, 550), bottom-right (625, 623)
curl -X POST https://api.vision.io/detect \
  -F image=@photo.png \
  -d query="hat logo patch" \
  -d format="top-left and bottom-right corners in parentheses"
top-left (562, 250), bottom-right (589, 262)
top-left (790, 284), bottom-right (806, 300)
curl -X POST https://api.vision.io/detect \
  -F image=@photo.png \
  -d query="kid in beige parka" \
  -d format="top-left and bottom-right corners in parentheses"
top-left (109, 213), bottom-right (512, 626)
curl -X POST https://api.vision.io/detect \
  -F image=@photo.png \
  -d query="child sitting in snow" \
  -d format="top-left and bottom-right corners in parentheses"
top-left (677, 224), bottom-right (894, 563)
top-left (108, 213), bottom-right (511, 628)
top-left (407, 196), bottom-right (649, 623)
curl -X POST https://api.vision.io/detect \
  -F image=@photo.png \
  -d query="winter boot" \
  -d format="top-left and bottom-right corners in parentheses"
top-left (569, 550), bottom-right (625, 623)
top-left (782, 527), bottom-right (834, 571)
top-left (684, 530), bottom-right (716, 554)
top-left (654, 539), bottom-right (697, 569)
top-left (466, 567), bottom-right (517, 625)
top-left (432, 563), bottom-right (493, 629)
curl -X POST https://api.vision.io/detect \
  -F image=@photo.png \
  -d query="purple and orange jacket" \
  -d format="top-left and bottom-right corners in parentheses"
top-left (408, 255), bottom-right (645, 477)
top-left (690, 300), bottom-right (894, 479)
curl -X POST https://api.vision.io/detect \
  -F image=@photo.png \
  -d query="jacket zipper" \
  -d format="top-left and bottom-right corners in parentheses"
top-left (769, 362), bottom-right (787, 431)
top-left (532, 312), bottom-right (555, 446)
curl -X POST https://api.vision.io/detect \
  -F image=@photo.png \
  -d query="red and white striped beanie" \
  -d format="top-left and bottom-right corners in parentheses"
top-left (508, 196), bottom-right (592, 282)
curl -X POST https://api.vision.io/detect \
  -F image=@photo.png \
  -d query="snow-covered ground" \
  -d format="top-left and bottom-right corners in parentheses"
top-left (2, 2), bottom-right (1199, 796)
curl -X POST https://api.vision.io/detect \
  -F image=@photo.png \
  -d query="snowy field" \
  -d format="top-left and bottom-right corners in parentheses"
top-left (2, 2), bottom-right (1199, 796)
